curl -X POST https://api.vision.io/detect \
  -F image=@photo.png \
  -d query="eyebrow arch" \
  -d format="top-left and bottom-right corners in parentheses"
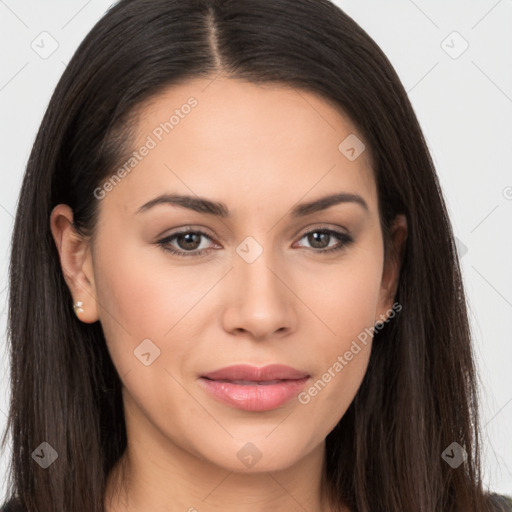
top-left (136, 192), bottom-right (369, 217)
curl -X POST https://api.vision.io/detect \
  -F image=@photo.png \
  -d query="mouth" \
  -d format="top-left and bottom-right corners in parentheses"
top-left (202, 378), bottom-right (296, 385)
top-left (200, 363), bottom-right (309, 382)
top-left (198, 364), bottom-right (310, 411)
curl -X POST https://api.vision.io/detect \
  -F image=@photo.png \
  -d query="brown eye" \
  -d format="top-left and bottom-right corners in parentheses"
top-left (157, 227), bottom-right (354, 258)
top-left (157, 229), bottom-right (216, 257)
top-left (175, 232), bottom-right (203, 251)
top-left (296, 229), bottom-right (354, 254)
top-left (306, 231), bottom-right (330, 249)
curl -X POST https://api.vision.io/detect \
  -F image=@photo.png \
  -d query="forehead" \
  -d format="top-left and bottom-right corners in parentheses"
top-left (102, 77), bottom-right (377, 218)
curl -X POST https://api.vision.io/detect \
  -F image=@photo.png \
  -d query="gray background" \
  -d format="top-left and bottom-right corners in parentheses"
top-left (0, 0), bottom-right (511, 500)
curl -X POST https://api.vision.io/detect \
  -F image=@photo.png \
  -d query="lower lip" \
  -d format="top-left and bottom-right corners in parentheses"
top-left (198, 377), bottom-right (309, 411)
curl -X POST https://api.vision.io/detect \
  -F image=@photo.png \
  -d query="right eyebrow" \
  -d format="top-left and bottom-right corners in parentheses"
top-left (135, 191), bottom-right (369, 218)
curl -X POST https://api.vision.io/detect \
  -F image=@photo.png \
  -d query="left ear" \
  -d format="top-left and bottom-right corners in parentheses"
top-left (376, 214), bottom-right (407, 324)
top-left (49, 204), bottom-right (100, 324)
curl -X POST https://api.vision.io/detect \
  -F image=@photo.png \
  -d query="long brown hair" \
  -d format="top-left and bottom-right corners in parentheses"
top-left (1, 0), bottom-right (508, 510)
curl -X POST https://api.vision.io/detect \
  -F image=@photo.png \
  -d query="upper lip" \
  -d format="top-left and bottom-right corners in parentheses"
top-left (201, 364), bottom-right (309, 381)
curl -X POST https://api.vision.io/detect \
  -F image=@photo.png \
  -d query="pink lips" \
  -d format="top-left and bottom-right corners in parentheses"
top-left (199, 364), bottom-right (310, 412)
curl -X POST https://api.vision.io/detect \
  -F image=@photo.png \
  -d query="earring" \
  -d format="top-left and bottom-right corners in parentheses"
top-left (73, 301), bottom-right (84, 315)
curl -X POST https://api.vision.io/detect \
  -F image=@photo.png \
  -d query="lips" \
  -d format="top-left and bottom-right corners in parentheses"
top-left (198, 364), bottom-right (310, 411)
top-left (201, 364), bottom-right (309, 382)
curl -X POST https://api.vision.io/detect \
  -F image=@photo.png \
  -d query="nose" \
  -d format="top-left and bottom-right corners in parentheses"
top-left (221, 248), bottom-right (297, 341)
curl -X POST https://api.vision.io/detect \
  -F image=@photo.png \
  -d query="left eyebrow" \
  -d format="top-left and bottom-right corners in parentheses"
top-left (135, 192), bottom-right (369, 217)
top-left (290, 192), bottom-right (369, 216)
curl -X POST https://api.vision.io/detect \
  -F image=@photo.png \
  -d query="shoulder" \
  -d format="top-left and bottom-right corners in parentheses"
top-left (487, 492), bottom-right (512, 511)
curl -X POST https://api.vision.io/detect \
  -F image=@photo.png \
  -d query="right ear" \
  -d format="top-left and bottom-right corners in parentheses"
top-left (49, 204), bottom-right (99, 323)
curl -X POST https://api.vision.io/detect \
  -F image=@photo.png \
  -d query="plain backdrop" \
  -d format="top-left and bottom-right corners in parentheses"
top-left (0, 0), bottom-right (511, 501)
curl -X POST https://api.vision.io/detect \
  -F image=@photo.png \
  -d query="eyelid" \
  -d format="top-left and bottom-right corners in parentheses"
top-left (296, 223), bottom-right (350, 238)
top-left (157, 224), bottom-right (216, 239)
top-left (156, 223), bottom-right (353, 257)
top-left (292, 225), bottom-right (353, 251)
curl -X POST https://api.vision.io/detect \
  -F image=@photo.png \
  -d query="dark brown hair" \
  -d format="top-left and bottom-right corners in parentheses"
top-left (1, 0), bottom-right (509, 510)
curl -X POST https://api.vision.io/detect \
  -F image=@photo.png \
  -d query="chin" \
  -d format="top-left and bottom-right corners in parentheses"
top-left (199, 438), bottom-right (312, 474)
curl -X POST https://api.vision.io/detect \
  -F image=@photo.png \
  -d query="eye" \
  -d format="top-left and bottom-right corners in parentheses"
top-left (294, 228), bottom-right (354, 254)
top-left (157, 228), bottom-right (217, 257)
top-left (156, 226), bottom-right (355, 257)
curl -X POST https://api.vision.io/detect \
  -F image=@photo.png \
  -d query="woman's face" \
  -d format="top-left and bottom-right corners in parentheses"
top-left (53, 77), bottom-right (405, 474)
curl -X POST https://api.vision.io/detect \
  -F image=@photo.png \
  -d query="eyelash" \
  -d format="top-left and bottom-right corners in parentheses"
top-left (156, 226), bottom-right (354, 258)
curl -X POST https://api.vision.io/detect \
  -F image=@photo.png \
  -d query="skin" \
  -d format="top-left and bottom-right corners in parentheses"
top-left (50, 77), bottom-right (407, 512)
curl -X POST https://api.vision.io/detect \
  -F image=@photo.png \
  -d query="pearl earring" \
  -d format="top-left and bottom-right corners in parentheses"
top-left (73, 301), bottom-right (84, 315)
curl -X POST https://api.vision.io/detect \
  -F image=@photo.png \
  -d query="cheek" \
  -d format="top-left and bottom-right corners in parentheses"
top-left (293, 251), bottom-right (383, 426)
top-left (92, 233), bottom-right (223, 386)
top-left (297, 301), bottom-right (374, 441)
top-left (91, 239), bottom-right (176, 373)
top-left (297, 252), bottom-right (384, 345)
top-left (93, 254), bottom-right (197, 418)
top-left (94, 235), bottom-right (202, 339)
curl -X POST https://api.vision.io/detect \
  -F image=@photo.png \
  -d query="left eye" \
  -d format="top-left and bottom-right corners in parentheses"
top-left (157, 228), bottom-right (354, 257)
top-left (157, 229), bottom-right (214, 256)
top-left (295, 229), bottom-right (354, 252)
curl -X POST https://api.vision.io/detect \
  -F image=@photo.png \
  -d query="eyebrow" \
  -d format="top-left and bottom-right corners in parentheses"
top-left (136, 192), bottom-right (369, 217)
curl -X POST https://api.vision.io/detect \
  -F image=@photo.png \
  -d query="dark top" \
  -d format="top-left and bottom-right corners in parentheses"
top-left (0, 499), bottom-right (22, 512)
top-left (2, 492), bottom-right (512, 511)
